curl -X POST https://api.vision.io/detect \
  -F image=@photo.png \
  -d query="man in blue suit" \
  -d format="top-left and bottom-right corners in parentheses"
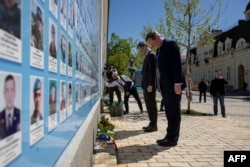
top-left (0, 74), bottom-right (21, 139)
top-left (146, 31), bottom-right (186, 147)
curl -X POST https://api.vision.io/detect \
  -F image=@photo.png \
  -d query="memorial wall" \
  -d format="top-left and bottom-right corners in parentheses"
top-left (0, 0), bottom-right (102, 166)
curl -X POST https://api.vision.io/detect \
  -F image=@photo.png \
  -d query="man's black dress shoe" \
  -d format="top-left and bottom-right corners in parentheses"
top-left (158, 139), bottom-right (177, 147)
top-left (156, 137), bottom-right (166, 144)
top-left (144, 126), bottom-right (157, 132)
top-left (142, 125), bottom-right (150, 130)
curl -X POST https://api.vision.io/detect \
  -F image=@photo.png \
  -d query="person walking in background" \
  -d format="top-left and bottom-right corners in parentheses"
top-left (106, 69), bottom-right (143, 115)
top-left (242, 81), bottom-right (248, 96)
top-left (198, 79), bottom-right (207, 103)
top-left (137, 41), bottom-right (158, 132)
top-left (146, 30), bottom-right (186, 147)
top-left (210, 69), bottom-right (228, 118)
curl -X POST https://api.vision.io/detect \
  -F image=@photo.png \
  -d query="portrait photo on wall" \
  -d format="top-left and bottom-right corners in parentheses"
top-left (0, 0), bottom-right (21, 39)
top-left (48, 19), bottom-right (58, 73)
top-left (0, 71), bottom-right (22, 167)
top-left (67, 81), bottom-right (72, 116)
top-left (48, 78), bottom-right (57, 132)
top-left (31, 0), bottom-right (44, 51)
top-left (68, 0), bottom-right (73, 38)
top-left (49, 0), bottom-right (58, 19)
top-left (0, 0), bottom-right (22, 63)
top-left (60, 80), bottom-right (66, 123)
top-left (60, 32), bottom-right (66, 75)
top-left (30, 0), bottom-right (44, 69)
top-left (60, 0), bottom-right (66, 30)
top-left (75, 82), bottom-right (79, 111)
top-left (29, 76), bottom-right (44, 146)
top-left (68, 41), bottom-right (73, 77)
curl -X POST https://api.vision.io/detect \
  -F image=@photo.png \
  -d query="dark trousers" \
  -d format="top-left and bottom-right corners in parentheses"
top-left (143, 90), bottom-right (157, 126)
top-left (213, 93), bottom-right (225, 116)
top-left (163, 92), bottom-right (181, 142)
top-left (124, 86), bottom-right (143, 113)
top-left (160, 98), bottom-right (164, 109)
top-left (108, 86), bottom-right (122, 104)
top-left (199, 91), bottom-right (206, 102)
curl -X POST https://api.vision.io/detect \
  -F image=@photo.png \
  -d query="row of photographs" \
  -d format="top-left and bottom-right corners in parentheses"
top-left (0, 0), bottom-right (98, 79)
top-left (0, 71), bottom-right (98, 166)
top-left (0, 0), bottom-right (100, 166)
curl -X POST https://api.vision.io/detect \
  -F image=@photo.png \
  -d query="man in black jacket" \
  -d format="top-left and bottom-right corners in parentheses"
top-left (137, 41), bottom-right (158, 132)
top-left (198, 79), bottom-right (207, 103)
top-left (210, 69), bottom-right (228, 117)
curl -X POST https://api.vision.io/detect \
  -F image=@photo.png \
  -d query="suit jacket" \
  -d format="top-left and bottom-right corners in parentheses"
top-left (0, 107), bottom-right (21, 139)
top-left (156, 39), bottom-right (185, 94)
top-left (141, 50), bottom-right (157, 90)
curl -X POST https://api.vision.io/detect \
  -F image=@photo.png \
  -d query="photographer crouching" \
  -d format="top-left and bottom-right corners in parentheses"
top-left (102, 63), bottom-right (122, 107)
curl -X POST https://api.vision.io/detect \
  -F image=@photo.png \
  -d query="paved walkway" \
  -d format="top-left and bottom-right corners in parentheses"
top-left (93, 92), bottom-right (250, 167)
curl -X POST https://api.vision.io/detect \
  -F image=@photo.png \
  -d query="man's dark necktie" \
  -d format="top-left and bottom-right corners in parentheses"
top-left (8, 113), bottom-right (11, 132)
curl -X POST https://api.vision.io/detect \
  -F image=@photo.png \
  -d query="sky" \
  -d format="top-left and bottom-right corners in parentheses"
top-left (108, 0), bottom-right (249, 42)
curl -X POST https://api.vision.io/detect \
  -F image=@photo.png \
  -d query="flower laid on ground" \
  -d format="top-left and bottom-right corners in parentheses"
top-left (96, 115), bottom-right (117, 150)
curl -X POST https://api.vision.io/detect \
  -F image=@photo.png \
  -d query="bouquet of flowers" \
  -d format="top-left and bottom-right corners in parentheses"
top-left (96, 115), bottom-right (117, 150)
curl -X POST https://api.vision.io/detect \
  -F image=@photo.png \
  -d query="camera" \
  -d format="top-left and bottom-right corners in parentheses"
top-left (104, 63), bottom-right (113, 70)
top-left (102, 63), bottom-right (114, 80)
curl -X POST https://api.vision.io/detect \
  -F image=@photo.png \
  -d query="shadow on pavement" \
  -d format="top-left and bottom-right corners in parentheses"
top-left (115, 143), bottom-right (171, 164)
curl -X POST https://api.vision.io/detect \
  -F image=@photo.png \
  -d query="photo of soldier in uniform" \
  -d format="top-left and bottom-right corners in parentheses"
top-left (49, 23), bottom-right (57, 59)
top-left (0, 0), bottom-right (21, 38)
top-left (31, 2), bottom-right (43, 51)
top-left (49, 79), bottom-right (57, 116)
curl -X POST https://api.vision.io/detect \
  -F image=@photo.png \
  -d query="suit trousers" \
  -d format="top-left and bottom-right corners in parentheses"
top-left (143, 90), bottom-right (157, 126)
top-left (163, 92), bottom-right (182, 142)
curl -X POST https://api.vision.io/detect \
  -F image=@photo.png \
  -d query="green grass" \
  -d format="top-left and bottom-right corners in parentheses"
top-left (181, 109), bottom-right (213, 116)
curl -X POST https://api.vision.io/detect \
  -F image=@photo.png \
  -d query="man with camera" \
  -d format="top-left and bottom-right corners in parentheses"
top-left (102, 63), bottom-right (122, 107)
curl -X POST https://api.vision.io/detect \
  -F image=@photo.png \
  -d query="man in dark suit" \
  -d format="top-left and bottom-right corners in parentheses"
top-left (146, 31), bottom-right (186, 147)
top-left (0, 74), bottom-right (21, 139)
top-left (137, 42), bottom-right (158, 132)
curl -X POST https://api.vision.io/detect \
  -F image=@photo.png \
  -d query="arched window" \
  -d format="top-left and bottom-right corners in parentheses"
top-left (236, 38), bottom-right (246, 49)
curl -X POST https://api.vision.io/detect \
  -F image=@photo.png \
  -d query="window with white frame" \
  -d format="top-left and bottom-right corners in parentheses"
top-left (236, 38), bottom-right (246, 49)
top-left (217, 42), bottom-right (223, 56)
top-left (225, 37), bottom-right (232, 52)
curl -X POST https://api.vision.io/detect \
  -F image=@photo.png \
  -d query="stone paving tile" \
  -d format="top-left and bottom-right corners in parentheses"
top-left (93, 92), bottom-right (250, 166)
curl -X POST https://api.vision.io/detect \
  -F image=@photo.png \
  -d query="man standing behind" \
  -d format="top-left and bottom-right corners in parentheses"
top-left (198, 79), bottom-right (207, 103)
top-left (210, 69), bottom-right (228, 117)
top-left (0, 74), bottom-right (21, 139)
top-left (31, 78), bottom-right (43, 125)
top-left (146, 31), bottom-right (185, 147)
top-left (137, 42), bottom-right (158, 132)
